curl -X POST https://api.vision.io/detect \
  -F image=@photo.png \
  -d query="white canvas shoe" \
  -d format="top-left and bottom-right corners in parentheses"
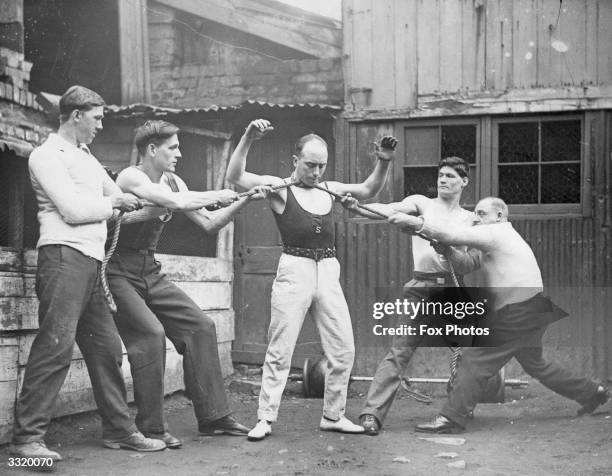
top-left (247, 420), bottom-right (272, 441)
top-left (319, 416), bottom-right (365, 434)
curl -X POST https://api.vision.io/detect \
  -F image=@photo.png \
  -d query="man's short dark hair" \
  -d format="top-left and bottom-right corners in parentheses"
top-left (134, 120), bottom-right (180, 155)
top-left (294, 133), bottom-right (328, 157)
top-left (59, 85), bottom-right (105, 122)
top-left (439, 156), bottom-right (469, 178)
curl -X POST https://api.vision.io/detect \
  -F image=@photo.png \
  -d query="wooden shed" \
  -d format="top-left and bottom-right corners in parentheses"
top-left (337, 0), bottom-right (612, 381)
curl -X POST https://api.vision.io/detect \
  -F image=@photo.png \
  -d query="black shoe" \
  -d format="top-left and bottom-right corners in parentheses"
top-left (142, 431), bottom-right (183, 449)
top-left (415, 415), bottom-right (464, 434)
top-left (360, 414), bottom-right (380, 436)
top-left (199, 415), bottom-right (250, 436)
top-left (577, 385), bottom-right (610, 416)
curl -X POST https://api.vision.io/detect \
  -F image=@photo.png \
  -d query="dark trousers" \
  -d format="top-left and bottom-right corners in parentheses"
top-left (107, 251), bottom-right (230, 433)
top-left (441, 327), bottom-right (599, 427)
top-left (360, 276), bottom-right (461, 426)
top-left (13, 245), bottom-right (136, 444)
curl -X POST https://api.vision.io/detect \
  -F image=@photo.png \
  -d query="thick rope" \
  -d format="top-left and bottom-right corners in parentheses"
top-left (100, 181), bottom-right (298, 312)
top-left (102, 212), bottom-right (123, 313)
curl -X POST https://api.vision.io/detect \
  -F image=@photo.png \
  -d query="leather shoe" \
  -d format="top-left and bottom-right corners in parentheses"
top-left (142, 431), bottom-right (182, 449)
top-left (103, 431), bottom-right (166, 451)
top-left (199, 415), bottom-right (250, 436)
top-left (360, 414), bottom-right (380, 436)
top-left (319, 416), bottom-right (365, 434)
top-left (247, 420), bottom-right (272, 441)
top-left (577, 385), bottom-right (610, 416)
top-left (9, 441), bottom-right (62, 461)
top-left (415, 415), bottom-right (464, 434)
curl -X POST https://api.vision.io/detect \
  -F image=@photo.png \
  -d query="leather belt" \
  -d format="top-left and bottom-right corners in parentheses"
top-left (413, 271), bottom-right (460, 285)
top-left (283, 245), bottom-right (336, 262)
top-left (116, 247), bottom-right (155, 256)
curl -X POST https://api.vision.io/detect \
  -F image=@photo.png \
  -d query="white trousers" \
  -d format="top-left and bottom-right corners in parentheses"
top-left (257, 254), bottom-right (355, 422)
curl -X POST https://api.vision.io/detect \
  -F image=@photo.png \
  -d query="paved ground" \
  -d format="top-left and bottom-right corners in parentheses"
top-left (2, 378), bottom-right (611, 476)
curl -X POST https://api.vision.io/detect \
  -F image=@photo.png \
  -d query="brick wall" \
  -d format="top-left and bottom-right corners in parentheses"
top-left (0, 46), bottom-right (49, 150)
top-left (147, 3), bottom-right (343, 108)
top-left (151, 58), bottom-right (343, 108)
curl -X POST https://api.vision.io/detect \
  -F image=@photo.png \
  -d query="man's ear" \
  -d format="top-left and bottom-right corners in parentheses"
top-left (147, 143), bottom-right (157, 156)
top-left (70, 109), bottom-right (81, 122)
top-left (292, 154), bottom-right (298, 167)
top-left (462, 177), bottom-right (469, 188)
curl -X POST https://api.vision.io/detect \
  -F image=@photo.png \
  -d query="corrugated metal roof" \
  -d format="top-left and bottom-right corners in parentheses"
top-left (105, 100), bottom-right (341, 117)
top-left (0, 136), bottom-right (34, 156)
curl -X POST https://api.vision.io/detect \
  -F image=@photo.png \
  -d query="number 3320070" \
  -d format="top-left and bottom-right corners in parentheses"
top-left (8, 457), bottom-right (54, 467)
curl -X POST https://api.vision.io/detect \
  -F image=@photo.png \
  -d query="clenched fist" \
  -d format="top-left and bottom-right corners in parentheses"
top-left (215, 189), bottom-right (240, 207)
top-left (111, 193), bottom-right (143, 212)
top-left (245, 119), bottom-right (274, 141)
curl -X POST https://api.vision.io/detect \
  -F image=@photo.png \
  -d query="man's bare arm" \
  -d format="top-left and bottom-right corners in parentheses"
top-left (120, 206), bottom-right (168, 225)
top-left (180, 178), bottom-right (272, 233)
top-left (327, 136), bottom-right (397, 200)
top-left (388, 213), bottom-right (496, 250)
top-left (446, 247), bottom-right (482, 275)
top-left (341, 194), bottom-right (428, 219)
top-left (226, 119), bottom-right (284, 190)
top-left (117, 167), bottom-right (238, 210)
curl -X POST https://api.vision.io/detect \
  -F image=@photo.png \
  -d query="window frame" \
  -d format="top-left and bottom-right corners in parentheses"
top-left (395, 117), bottom-right (483, 208)
top-left (394, 113), bottom-right (590, 218)
top-left (491, 114), bottom-right (590, 217)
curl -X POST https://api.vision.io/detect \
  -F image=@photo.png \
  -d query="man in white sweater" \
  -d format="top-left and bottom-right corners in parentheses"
top-left (387, 197), bottom-right (609, 433)
top-left (10, 86), bottom-right (166, 460)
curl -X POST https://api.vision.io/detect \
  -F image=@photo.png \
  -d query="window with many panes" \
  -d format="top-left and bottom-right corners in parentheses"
top-left (401, 121), bottom-right (479, 207)
top-left (493, 116), bottom-right (583, 213)
top-left (398, 114), bottom-right (587, 215)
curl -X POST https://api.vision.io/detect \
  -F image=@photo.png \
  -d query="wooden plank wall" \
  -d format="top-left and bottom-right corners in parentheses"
top-left (117, 0), bottom-right (151, 104)
top-left (344, 0), bottom-right (612, 109)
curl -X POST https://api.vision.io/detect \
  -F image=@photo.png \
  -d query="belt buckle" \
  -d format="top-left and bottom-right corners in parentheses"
top-left (436, 277), bottom-right (445, 284)
top-left (313, 249), bottom-right (321, 261)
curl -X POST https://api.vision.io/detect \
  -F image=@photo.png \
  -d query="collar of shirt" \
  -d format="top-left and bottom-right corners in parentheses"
top-left (46, 133), bottom-right (91, 155)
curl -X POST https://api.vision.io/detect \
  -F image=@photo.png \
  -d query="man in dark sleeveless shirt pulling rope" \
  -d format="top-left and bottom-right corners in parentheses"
top-left (106, 120), bottom-right (272, 448)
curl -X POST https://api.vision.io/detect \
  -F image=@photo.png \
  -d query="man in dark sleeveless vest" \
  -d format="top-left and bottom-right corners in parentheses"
top-left (107, 120), bottom-right (270, 447)
top-left (226, 119), bottom-right (397, 441)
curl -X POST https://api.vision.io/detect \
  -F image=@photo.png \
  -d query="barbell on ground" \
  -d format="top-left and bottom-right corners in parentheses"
top-left (290, 356), bottom-right (528, 404)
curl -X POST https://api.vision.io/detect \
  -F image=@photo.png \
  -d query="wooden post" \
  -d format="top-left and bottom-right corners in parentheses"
top-left (117, 0), bottom-right (151, 104)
